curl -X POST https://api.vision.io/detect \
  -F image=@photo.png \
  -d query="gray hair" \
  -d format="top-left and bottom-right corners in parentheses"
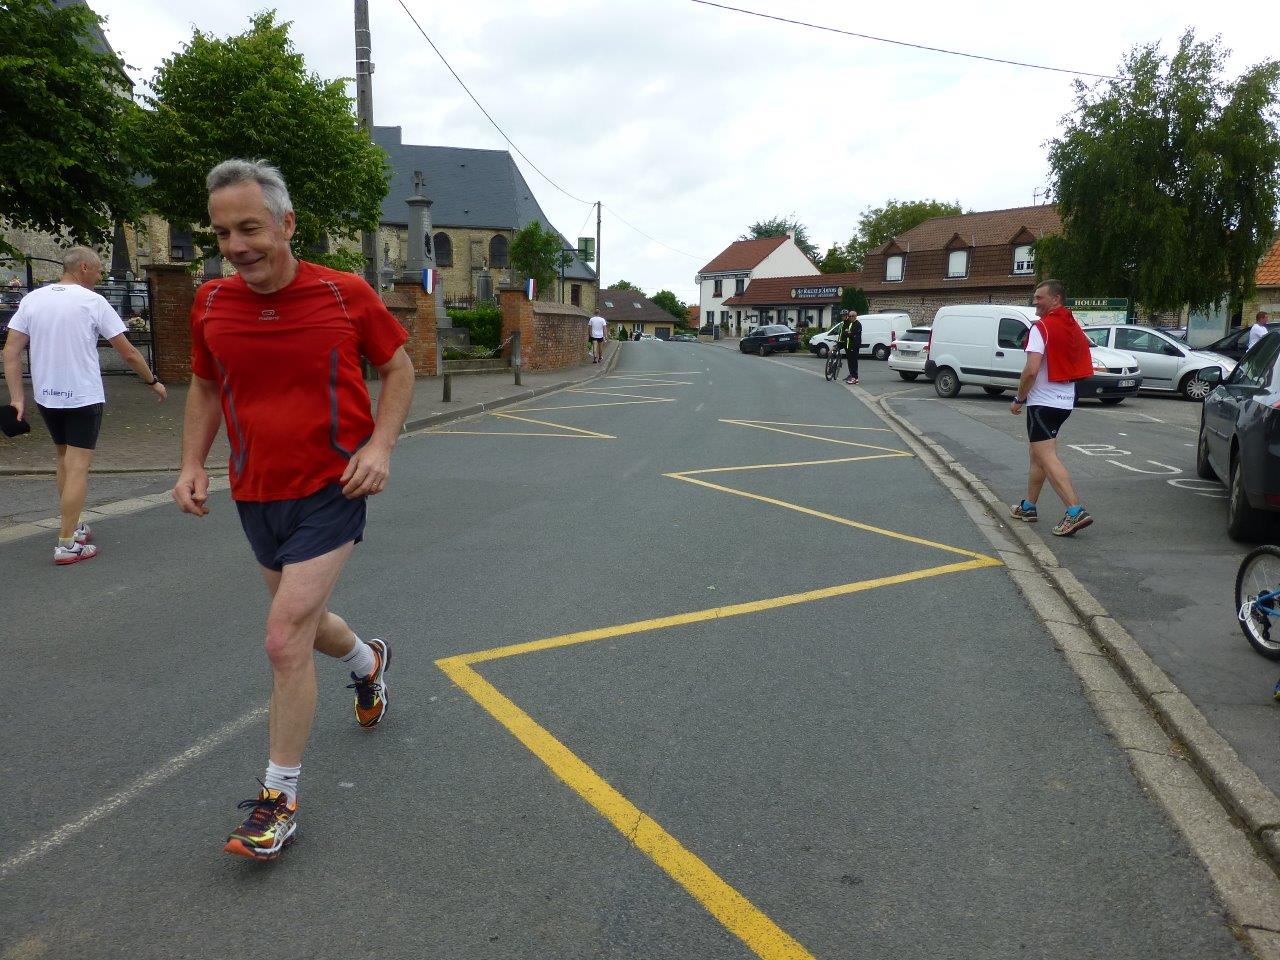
top-left (63, 246), bottom-right (101, 273)
top-left (206, 159), bottom-right (294, 224)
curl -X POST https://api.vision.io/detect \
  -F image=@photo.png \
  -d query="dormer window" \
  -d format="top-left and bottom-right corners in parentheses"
top-left (947, 250), bottom-right (969, 279)
top-left (885, 254), bottom-right (905, 282)
top-left (1013, 244), bottom-right (1034, 274)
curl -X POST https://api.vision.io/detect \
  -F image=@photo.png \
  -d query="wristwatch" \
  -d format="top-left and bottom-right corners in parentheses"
top-left (1013, 396), bottom-right (1027, 404)
top-left (147, 376), bottom-right (162, 385)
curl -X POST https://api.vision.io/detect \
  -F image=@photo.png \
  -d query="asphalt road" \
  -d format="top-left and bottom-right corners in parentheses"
top-left (0, 342), bottom-right (1252, 959)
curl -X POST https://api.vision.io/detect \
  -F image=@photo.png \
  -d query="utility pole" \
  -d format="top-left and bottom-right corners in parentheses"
top-left (595, 201), bottom-right (602, 290)
top-left (354, 0), bottom-right (378, 289)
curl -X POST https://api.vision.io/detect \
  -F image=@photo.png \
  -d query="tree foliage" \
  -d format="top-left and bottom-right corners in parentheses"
top-left (1037, 31), bottom-right (1280, 312)
top-left (0, 0), bottom-right (146, 258)
top-left (137, 12), bottom-right (388, 269)
top-left (651, 289), bottom-right (686, 321)
top-left (510, 221), bottom-right (571, 298)
top-left (611, 279), bottom-right (644, 293)
top-left (741, 215), bottom-right (819, 262)
top-left (818, 243), bottom-right (857, 274)
top-left (841, 199), bottom-right (963, 270)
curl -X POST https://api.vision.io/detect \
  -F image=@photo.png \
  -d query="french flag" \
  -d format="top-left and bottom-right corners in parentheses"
top-left (525, 277), bottom-right (536, 301)
top-left (421, 268), bottom-right (438, 294)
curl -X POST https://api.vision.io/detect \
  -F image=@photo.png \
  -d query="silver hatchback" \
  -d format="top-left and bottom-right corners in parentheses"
top-left (1082, 325), bottom-right (1235, 400)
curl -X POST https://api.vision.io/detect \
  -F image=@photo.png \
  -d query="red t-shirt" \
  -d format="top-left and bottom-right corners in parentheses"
top-left (190, 261), bottom-right (409, 502)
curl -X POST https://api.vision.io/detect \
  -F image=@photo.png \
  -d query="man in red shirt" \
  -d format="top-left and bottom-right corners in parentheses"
top-left (173, 159), bottom-right (414, 860)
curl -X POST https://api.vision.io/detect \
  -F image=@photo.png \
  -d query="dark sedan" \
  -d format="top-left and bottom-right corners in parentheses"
top-left (1197, 332), bottom-right (1280, 539)
top-left (740, 324), bottom-right (798, 356)
top-left (1203, 326), bottom-right (1254, 362)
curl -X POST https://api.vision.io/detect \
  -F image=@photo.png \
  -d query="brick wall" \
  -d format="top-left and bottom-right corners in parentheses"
top-left (499, 287), bottom-right (590, 371)
top-left (146, 263), bottom-right (197, 383)
top-left (384, 279), bottom-right (438, 376)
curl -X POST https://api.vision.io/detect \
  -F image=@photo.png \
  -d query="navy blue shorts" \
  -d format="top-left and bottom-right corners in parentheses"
top-left (38, 403), bottom-right (103, 449)
top-left (235, 483), bottom-right (366, 572)
top-left (1026, 405), bottom-right (1071, 443)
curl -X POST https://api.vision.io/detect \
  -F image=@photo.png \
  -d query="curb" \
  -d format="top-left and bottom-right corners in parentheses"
top-left (858, 386), bottom-right (1280, 953)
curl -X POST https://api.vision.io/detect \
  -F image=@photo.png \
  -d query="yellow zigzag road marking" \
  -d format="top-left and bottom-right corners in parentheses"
top-left (569, 388), bottom-right (685, 401)
top-left (731, 419), bottom-right (893, 434)
top-left (512, 398), bottom-right (675, 412)
top-left (675, 453), bottom-right (909, 477)
top-left (721, 419), bottom-right (906, 454)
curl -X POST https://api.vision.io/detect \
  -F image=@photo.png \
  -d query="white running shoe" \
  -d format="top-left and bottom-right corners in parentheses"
top-left (54, 542), bottom-right (98, 565)
top-left (74, 522), bottom-right (91, 544)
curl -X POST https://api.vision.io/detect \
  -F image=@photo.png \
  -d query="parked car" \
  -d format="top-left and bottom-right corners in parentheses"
top-left (807, 312), bottom-right (910, 360)
top-left (924, 304), bottom-right (1142, 404)
top-left (1204, 326), bottom-right (1254, 362)
top-left (1155, 325), bottom-right (1189, 342)
top-left (1082, 324), bottom-right (1234, 400)
top-left (740, 324), bottom-right (798, 356)
top-left (670, 333), bottom-right (698, 342)
top-left (887, 327), bottom-right (933, 381)
top-left (1197, 333), bottom-right (1280, 540)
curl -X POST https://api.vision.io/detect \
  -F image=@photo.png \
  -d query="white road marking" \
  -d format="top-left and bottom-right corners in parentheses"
top-left (1168, 478), bottom-right (1228, 498)
top-left (695, 403), bottom-right (705, 412)
top-left (1118, 432), bottom-right (1128, 436)
top-left (1107, 459), bottom-right (1181, 476)
top-left (0, 704), bottom-right (267, 879)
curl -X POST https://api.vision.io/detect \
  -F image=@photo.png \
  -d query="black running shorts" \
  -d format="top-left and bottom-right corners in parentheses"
top-left (235, 483), bottom-right (366, 572)
top-left (1026, 405), bottom-right (1071, 443)
top-left (37, 403), bottom-right (104, 449)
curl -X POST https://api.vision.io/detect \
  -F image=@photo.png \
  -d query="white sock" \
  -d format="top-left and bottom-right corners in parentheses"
top-left (341, 638), bottom-right (376, 678)
top-left (264, 761), bottom-right (300, 804)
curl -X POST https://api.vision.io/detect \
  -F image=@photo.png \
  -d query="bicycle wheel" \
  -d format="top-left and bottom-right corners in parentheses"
top-left (1235, 544), bottom-right (1280, 660)
top-left (825, 352), bottom-right (839, 381)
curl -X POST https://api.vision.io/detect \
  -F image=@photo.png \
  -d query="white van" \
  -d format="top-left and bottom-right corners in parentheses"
top-left (924, 304), bottom-right (1143, 404)
top-left (806, 312), bottom-right (910, 360)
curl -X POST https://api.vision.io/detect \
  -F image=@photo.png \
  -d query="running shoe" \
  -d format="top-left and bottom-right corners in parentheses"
top-left (348, 638), bottom-right (390, 727)
top-left (1010, 500), bottom-right (1038, 522)
top-left (74, 522), bottom-right (91, 544)
top-left (224, 788), bottom-right (297, 861)
top-left (1053, 509), bottom-right (1093, 537)
top-left (54, 542), bottom-right (97, 565)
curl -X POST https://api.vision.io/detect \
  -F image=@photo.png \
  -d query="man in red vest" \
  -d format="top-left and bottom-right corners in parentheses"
top-left (1009, 279), bottom-right (1093, 537)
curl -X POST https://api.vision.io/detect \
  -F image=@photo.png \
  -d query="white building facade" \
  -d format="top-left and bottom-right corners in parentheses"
top-left (694, 236), bottom-right (819, 336)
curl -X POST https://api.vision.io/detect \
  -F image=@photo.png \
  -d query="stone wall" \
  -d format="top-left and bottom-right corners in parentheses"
top-left (499, 287), bottom-right (591, 371)
top-left (866, 287), bottom-right (1037, 326)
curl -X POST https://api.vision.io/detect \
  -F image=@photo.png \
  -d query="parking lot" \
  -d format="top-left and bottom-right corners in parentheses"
top-left (765, 346), bottom-right (1280, 801)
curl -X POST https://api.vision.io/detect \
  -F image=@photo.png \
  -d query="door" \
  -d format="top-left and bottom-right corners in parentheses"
top-left (1113, 327), bottom-right (1181, 390)
top-left (989, 316), bottom-right (1030, 382)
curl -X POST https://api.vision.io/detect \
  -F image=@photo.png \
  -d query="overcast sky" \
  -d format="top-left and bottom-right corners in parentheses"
top-left (90, 0), bottom-right (1269, 302)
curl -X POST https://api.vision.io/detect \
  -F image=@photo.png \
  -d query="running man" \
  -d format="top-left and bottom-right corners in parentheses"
top-left (1009, 279), bottom-right (1094, 536)
top-left (172, 159), bottom-right (414, 860)
top-left (2, 247), bottom-right (166, 565)
top-left (588, 310), bottom-right (607, 363)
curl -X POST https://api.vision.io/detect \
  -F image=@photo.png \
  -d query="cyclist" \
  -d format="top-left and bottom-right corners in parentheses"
top-left (841, 309), bottom-right (862, 384)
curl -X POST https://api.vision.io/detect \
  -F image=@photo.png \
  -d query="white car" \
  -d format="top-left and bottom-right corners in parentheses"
top-left (1082, 325), bottom-right (1235, 400)
top-left (887, 327), bottom-right (933, 381)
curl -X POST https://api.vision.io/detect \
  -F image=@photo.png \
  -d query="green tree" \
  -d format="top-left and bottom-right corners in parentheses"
top-left (510, 221), bottom-right (571, 298)
top-left (651, 289), bottom-right (686, 321)
top-left (137, 12), bottom-right (388, 271)
top-left (841, 287), bottom-right (870, 315)
top-left (741, 215), bottom-right (819, 262)
top-left (1038, 31), bottom-right (1280, 313)
top-left (844, 199), bottom-right (963, 270)
top-left (0, 0), bottom-right (147, 259)
top-left (818, 243), bottom-right (857, 274)
top-left (611, 279), bottom-right (644, 294)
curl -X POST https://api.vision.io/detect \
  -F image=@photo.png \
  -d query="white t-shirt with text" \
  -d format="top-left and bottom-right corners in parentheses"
top-left (588, 315), bottom-right (607, 338)
top-left (8, 284), bottom-right (126, 408)
top-left (1024, 325), bottom-right (1076, 410)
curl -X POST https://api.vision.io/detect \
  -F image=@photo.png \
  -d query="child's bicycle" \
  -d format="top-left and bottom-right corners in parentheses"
top-left (825, 347), bottom-right (843, 381)
top-left (1235, 544), bottom-right (1280, 660)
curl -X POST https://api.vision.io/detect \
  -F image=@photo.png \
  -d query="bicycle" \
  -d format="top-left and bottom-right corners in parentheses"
top-left (825, 346), bottom-right (843, 381)
top-left (1235, 544), bottom-right (1280, 660)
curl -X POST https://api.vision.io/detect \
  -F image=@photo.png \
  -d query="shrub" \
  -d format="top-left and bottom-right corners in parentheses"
top-left (447, 305), bottom-right (502, 349)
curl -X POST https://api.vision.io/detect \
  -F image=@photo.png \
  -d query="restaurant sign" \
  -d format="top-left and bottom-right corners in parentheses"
top-left (789, 285), bottom-right (843, 300)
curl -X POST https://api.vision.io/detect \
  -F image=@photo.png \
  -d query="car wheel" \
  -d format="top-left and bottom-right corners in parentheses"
top-left (1228, 449), bottom-right (1269, 542)
top-left (934, 367), bottom-right (961, 398)
top-left (983, 386), bottom-right (1006, 397)
top-left (1099, 397), bottom-right (1124, 406)
top-left (872, 344), bottom-right (890, 361)
top-left (1181, 369), bottom-right (1215, 401)
top-left (760, 346), bottom-right (771, 357)
top-left (817, 344), bottom-right (829, 358)
top-left (898, 372), bottom-right (919, 381)
top-left (1195, 418), bottom-right (1217, 480)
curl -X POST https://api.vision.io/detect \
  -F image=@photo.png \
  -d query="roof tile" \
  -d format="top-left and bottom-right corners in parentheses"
top-left (1257, 236), bottom-right (1280, 287)
top-left (891, 205), bottom-right (1061, 251)
top-left (697, 237), bottom-right (788, 274)
top-left (724, 272), bottom-right (862, 306)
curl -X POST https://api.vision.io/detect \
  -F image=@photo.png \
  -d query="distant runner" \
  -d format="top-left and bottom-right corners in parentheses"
top-left (588, 311), bottom-right (608, 363)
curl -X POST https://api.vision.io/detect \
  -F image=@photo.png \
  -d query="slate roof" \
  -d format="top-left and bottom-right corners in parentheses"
top-left (697, 237), bottom-right (788, 275)
top-left (889, 205), bottom-right (1061, 251)
top-left (55, 0), bottom-right (129, 86)
top-left (723, 272), bottom-right (862, 306)
top-left (1257, 236), bottom-right (1280, 288)
top-left (373, 126), bottom-right (596, 282)
top-left (595, 287), bottom-right (681, 327)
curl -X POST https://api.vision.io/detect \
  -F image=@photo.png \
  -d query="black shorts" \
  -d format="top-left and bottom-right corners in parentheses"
top-left (236, 483), bottom-right (366, 572)
top-left (590, 336), bottom-right (604, 342)
top-left (1026, 405), bottom-right (1071, 443)
top-left (38, 403), bottom-right (103, 449)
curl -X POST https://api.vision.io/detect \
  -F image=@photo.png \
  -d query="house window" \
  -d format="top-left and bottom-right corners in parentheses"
top-left (571, 283), bottom-right (581, 306)
top-left (489, 234), bottom-right (509, 268)
top-left (169, 225), bottom-right (194, 262)
top-left (720, 310), bottom-right (729, 324)
top-left (947, 250), bottom-right (969, 279)
top-left (705, 311), bottom-right (714, 325)
top-left (434, 232), bottom-right (453, 267)
top-left (604, 300), bottom-right (614, 308)
top-left (713, 278), bottom-right (723, 297)
top-left (885, 254), bottom-right (904, 282)
top-left (735, 278), bottom-right (745, 295)
top-left (1013, 244), bottom-right (1034, 274)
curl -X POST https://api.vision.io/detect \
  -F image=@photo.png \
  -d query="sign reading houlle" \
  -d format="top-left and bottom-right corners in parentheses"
top-left (789, 285), bottom-right (843, 299)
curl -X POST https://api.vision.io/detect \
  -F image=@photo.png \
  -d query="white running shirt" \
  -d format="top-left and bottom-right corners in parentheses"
top-left (1249, 322), bottom-right (1269, 348)
top-left (8, 284), bottom-right (126, 408)
top-left (588, 314), bottom-right (607, 338)
top-left (1024, 325), bottom-right (1076, 410)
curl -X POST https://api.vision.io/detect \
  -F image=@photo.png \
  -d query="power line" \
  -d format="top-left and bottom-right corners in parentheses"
top-left (391, 0), bottom-right (593, 206)
top-left (602, 204), bottom-right (709, 262)
top-left (687, 0), bottom-right (1122, 81)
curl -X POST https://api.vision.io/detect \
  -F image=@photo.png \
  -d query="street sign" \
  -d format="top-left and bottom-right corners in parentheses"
top-left (789, 285), bottom-right (843, 300)
top-left (578, 237), bottom-right (596, 263)
top-left (1066, 297), bottom-right (1130, 324)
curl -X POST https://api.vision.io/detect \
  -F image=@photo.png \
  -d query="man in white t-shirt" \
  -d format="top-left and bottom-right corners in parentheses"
top-left (1248, 311), bottom-right (1271, 350)
top-left (1008, 279), bottom-right (1093, 537)
top-left (587, 311), bottom-right (608, 363)
top-left (2, 247), bottom-right (167, 565)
